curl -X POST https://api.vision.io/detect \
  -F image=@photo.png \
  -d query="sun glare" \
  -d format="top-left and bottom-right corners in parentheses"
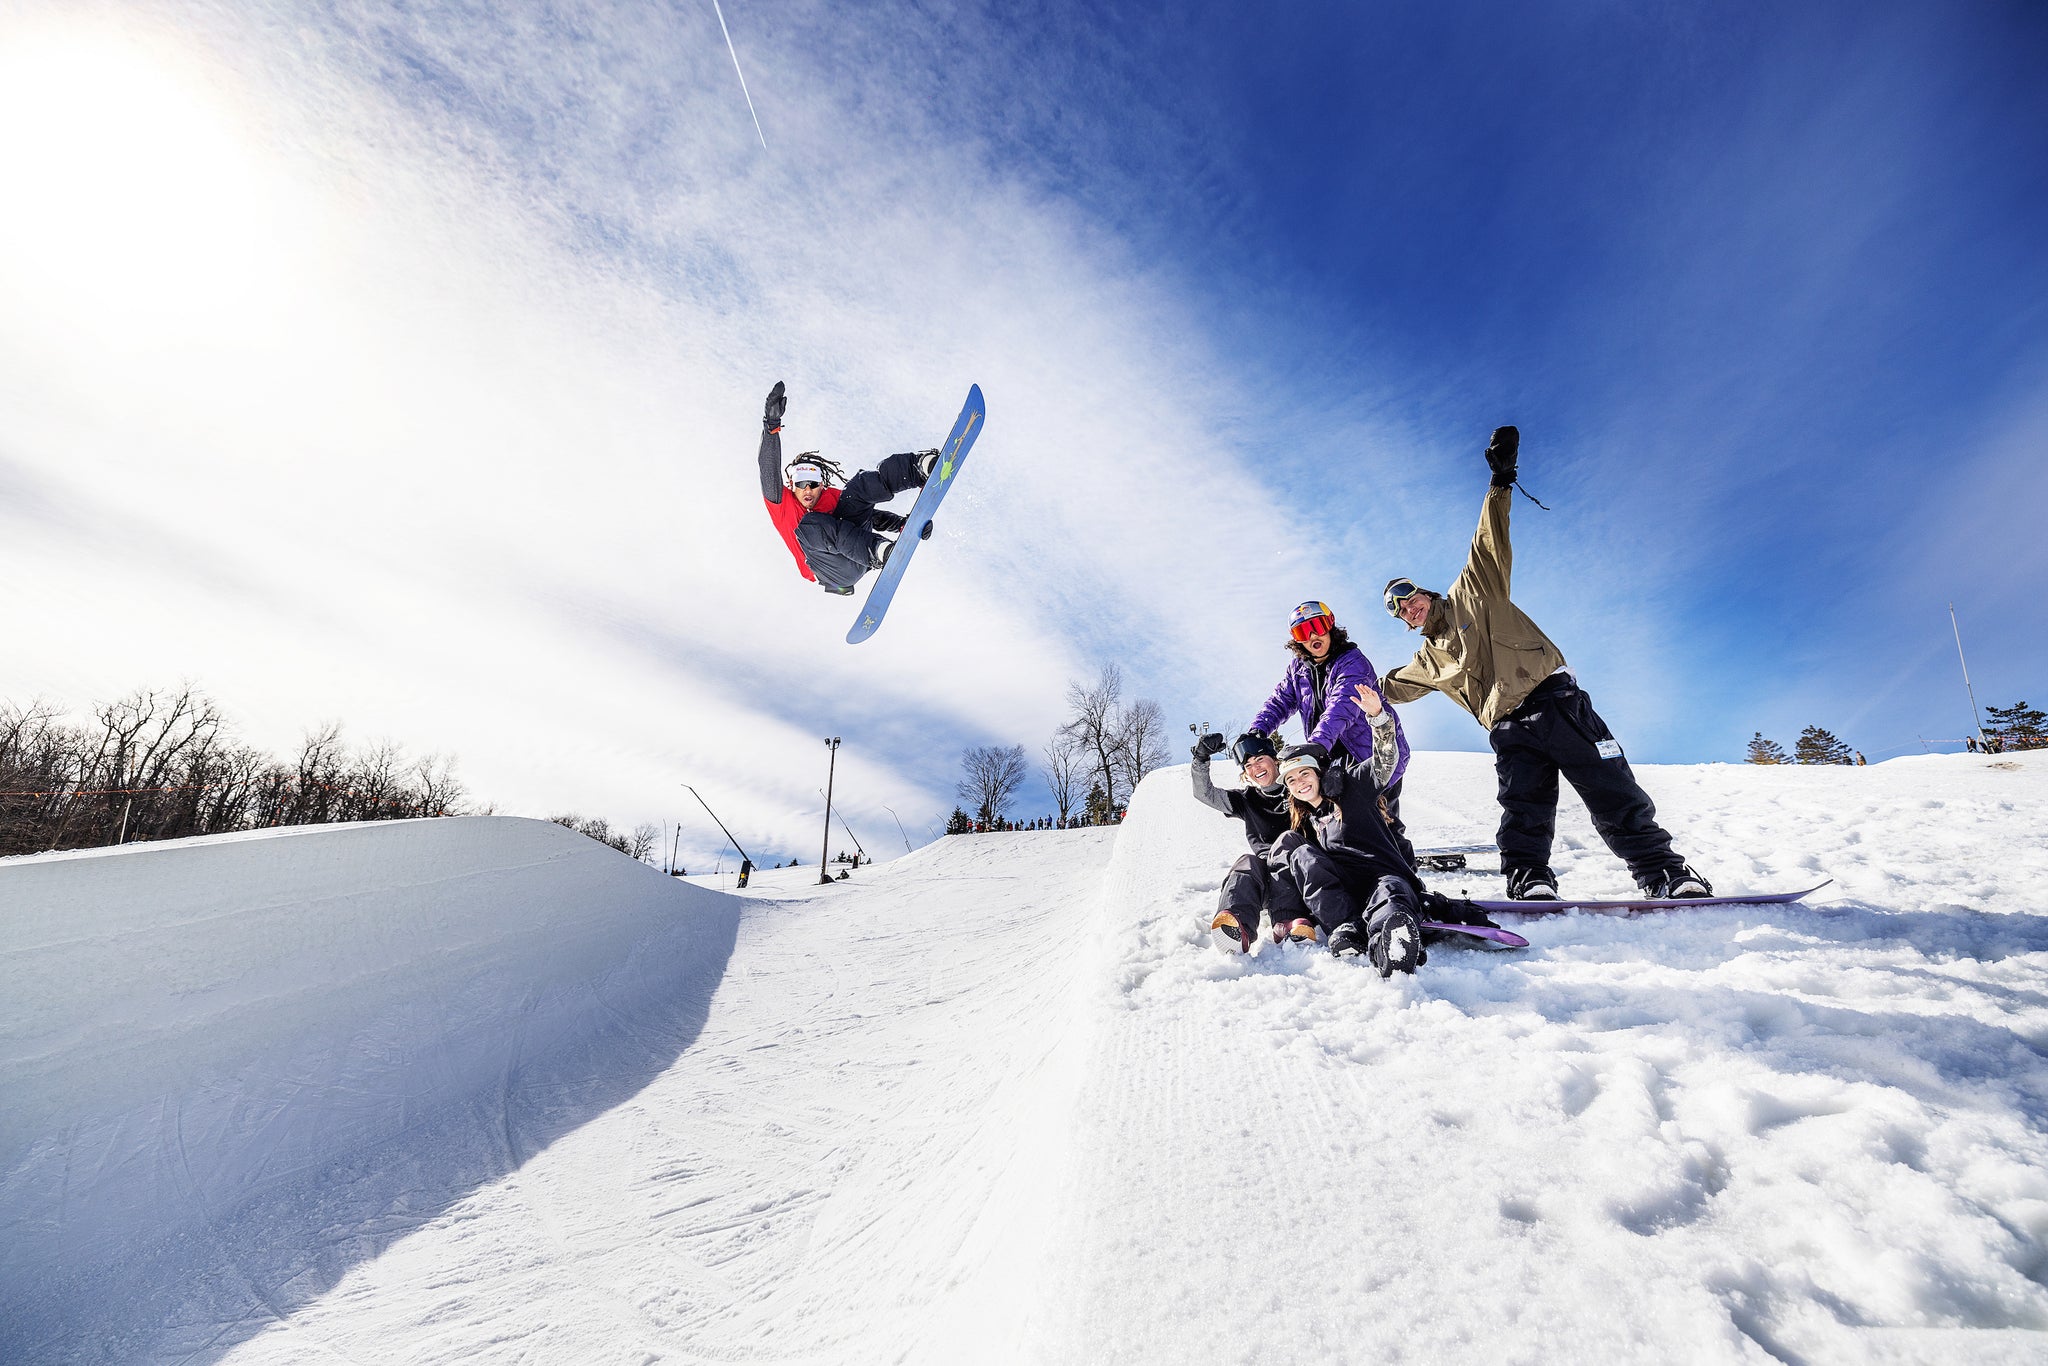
top-left (0, 20), bottom-right (319, 353)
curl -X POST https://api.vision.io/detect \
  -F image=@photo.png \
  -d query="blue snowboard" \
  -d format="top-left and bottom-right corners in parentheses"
top-left (845, 385), bottom-right (985, 645)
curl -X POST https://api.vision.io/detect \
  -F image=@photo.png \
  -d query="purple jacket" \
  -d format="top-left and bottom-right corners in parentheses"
top-left (1250, 644), bottom-right (1412, 788)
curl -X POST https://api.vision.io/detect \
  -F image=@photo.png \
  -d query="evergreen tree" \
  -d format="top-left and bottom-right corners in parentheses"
top-left (1745, 733), bottom-right (1788, 765)
top-left (1083, 781), bottom-right (1110, 826)
top-left (1983, 700), bottom-right (2047, 749)
top-left (944, 806), bottom-right (971, 835)
top-left (1794, 725), bottom-right (1854, 765)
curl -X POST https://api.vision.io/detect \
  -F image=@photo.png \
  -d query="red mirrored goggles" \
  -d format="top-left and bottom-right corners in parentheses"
top-left (1289, 614), bottom-right (1334, 642)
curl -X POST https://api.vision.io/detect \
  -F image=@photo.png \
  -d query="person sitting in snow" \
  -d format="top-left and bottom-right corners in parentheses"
top-left (1376, 425), bottom-right (1712, 903)
top-left (1189, 731), bottom-right (1318, 952)
top-left (1268, 745), bottom-right (1425, 976)
top-left (1249, 599), bottom-right (1419, 866)
top-left (757, 381), bottom-right (940, 596)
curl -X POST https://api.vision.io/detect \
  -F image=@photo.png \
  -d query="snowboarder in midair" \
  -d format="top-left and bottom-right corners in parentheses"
top-left (758, 381), bottom-right (939, 596)
top-left (1376, 425), bottom-right (1712, 902)
top-left (1268, 745), bottom-right (1425, 976)
top-left (1249, 600), bottom-right (1418, 866)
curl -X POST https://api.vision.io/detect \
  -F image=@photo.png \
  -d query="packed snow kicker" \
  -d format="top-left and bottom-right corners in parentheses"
top-left (3, 751), bottom-right (2047, 1363)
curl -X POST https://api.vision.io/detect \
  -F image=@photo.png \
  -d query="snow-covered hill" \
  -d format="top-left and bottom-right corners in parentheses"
top-left (3, 754), bottom-right (2046, 1364)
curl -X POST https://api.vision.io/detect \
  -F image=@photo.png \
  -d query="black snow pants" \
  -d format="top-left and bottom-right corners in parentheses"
top-left (1218, 852), bottom-right (1309, 930)
top-left (1277, 837), bottom-right (1416, 936)
top-left (795, 451), bottom-right (926, 591)
top-left (1487, 675), bottom-right (1683, 888)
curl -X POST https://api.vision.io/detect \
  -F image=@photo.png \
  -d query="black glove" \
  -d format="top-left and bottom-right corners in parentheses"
top-left (1192, 731), bottom-right (1227, 762)
top-left (1485, 425), bottom-right (1519, 488)
top-left (870, 511), bottom-right (906, 533)
top-left (764, 381), bottom-right (787, 432)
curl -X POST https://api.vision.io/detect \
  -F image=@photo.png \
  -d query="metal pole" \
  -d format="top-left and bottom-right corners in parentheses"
top-left (1949, 602), bottom-right (1986, 747)
top-left (684, 784), bottom-right (754, 886)
top-left (819, 737), bottom-right (840, 885)
top-left (882, 804), bottom-right (913, 854)
top-left (819, 791), bottom-right (868, 864)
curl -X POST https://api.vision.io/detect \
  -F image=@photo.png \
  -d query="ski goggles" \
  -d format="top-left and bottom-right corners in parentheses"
top-left (1288, 600), bottom-right (1336, 641)
top-left (1383, 578), bottom-right (1423, 615)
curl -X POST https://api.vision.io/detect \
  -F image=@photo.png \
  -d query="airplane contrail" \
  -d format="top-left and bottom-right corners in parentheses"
top-left (709, 0), bottom-right (769, 151)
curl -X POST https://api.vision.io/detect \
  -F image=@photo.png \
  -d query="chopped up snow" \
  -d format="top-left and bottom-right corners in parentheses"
top-left (3, 753), bottom-right (2046, 1364)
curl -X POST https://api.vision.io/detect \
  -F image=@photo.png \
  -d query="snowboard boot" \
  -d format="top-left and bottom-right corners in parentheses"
top-left (1327, 920), bottom-right (1369, 958)
top-left (1506, 865), bottom-right (1561, 901)
top-left (914, 447), bottom-right (943, 484)
top-left (870, 511), bottom-right (907, 533)
top-left (822, 584), bottom-right (856, 597)
top-left (1367, 908), bottom-right (1425, 978)
top-left (1641, 863), bottom-right (1713, 899)
top-left (1210, 910), bottom-right (1253, 954)
top-left (1272, 917), bottom-right (1319, 945)
top-left (869, 536), bottom-right (893, 571)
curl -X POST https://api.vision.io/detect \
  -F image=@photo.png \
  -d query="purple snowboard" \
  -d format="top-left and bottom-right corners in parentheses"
top-left (1421, 921), bottom-right (1529, 948)
top-left (1467, 881), bottom-right (1832, 916)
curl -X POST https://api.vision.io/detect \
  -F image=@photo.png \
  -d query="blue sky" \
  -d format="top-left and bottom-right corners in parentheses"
top-left (2, 0), bottom-right (2044, 863)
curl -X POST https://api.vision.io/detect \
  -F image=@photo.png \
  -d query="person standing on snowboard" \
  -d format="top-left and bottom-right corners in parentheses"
top-left (758, 381), bottom-right (940, 596)
top-left (1377, 425), bottom-right (1712, 903)
top-left (1249, 600), bottom-right (1418, 865)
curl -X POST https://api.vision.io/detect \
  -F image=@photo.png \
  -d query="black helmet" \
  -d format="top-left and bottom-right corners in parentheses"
top-left (1229, 732), bottom-right (1276, 767)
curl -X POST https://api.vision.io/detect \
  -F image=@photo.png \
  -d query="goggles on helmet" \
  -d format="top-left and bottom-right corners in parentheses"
top-left (1289, 614), bottom-right (1334, 643)
top-left (1230, 733), bottom-right (1276, 767)
top-left (1383, 578), bottom-right (1424, 616)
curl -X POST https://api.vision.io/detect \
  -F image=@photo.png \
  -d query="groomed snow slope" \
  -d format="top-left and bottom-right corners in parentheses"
top-left (4, 754), bottom-right (2047, 1364)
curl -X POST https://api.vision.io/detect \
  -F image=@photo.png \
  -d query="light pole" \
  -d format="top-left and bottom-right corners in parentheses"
top-left (819, 790), bottom-right (869, 865)
top-left (819, 737), bottom-right (841, 885)
top-left (882, 804), bottom-right (913, 854)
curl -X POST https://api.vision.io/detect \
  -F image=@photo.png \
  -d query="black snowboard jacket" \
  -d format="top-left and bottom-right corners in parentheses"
top-left (1190, 760), bottom-right (1293, 856)
top-left (1281, 755), bottom-right (1417, 889)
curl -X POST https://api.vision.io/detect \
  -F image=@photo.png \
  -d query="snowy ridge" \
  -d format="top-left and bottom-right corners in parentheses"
top-left (4, 756), bottom-right (2048, 1363)
top-left (1, 816), bottom-right (740, 1363)
top-left (1028, 752), bottom-right (2048, 1363)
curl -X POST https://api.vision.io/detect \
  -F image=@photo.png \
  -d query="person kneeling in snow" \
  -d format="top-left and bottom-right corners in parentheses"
top-left (758, 381), bottom-right (939, 597)
top-left (1269, 745), bottom-right (1425, 977)
top-left (1190, 731), bottom-right (1317, 952)
top-left (1376, 425), bottom-right (1711, 903)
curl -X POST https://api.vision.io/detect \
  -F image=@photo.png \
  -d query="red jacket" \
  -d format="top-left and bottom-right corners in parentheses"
top-left (764, 484), bottom-right (839, 582)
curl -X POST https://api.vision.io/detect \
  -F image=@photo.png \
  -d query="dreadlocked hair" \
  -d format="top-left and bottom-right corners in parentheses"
top-left (787, 451), bottom-right (847, 487)
top-left (1286, 624), bottom-right (1354, 664)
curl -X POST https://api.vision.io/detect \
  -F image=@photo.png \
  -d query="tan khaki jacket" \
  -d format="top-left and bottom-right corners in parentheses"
top-left (1381, 486), bottom-right (1567, 729)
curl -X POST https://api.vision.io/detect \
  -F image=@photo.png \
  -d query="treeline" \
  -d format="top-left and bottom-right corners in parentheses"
top-left (1745, 726), bottom-right (1860, 765)
top-left (1, 687), bottom-right (467, 858)
top-left (950, 663), bottom-right (1165, 831)
top-left (1747, 698), bottom-right (2045, 765)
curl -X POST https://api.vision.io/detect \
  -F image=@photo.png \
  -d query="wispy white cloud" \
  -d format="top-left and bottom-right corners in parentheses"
top-left (0, 0), bottom-right (1340, 861)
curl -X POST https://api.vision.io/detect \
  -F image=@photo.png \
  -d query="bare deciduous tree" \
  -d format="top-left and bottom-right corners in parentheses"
top-left (1115, 698), bottom-right (1166, 797)
top-left (957, 744), bottom-right (1029, 824)
top-left (1041, 733), bottom-right (1083, 824)
top-left (0, 686), bottom-right (470, 857)
top-left (630, 822), bottom-right (661, 861)
top-left (1060, 664), bottom-right (1126, 810)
